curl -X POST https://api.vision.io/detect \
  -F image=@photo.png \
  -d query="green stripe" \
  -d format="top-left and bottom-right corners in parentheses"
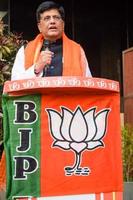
top-left (2, 94), bottom-right (41, 199)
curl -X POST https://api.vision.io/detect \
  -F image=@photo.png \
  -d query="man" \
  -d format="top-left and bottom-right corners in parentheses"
top-left (11, 1), bottom-right (92, 80)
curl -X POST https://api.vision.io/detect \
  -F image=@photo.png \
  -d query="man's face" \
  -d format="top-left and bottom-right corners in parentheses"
top-left (38, 9), bottom-right (64, 41)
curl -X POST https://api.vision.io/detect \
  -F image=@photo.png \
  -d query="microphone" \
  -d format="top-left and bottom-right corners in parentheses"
top-left (42, 39), bottom-right (50, 76)
top-left (42, 39), bottom-right (50, 51)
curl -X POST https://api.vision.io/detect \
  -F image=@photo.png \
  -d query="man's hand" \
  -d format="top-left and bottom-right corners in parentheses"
top-left (34, 50), bottom-right (54, 74)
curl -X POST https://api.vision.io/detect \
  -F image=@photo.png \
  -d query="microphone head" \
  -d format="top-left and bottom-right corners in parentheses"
top-left (41, 39), bottom-right (50, 51)
top-left (44, 39), bottom-right (50, 48)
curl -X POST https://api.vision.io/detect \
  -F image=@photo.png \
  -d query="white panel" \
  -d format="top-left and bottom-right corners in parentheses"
top-left (36, 194), bottom-right (96, 200)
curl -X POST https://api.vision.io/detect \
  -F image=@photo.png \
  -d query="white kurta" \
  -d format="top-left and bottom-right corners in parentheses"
top-left (11, 46), bottom-right (92, 80)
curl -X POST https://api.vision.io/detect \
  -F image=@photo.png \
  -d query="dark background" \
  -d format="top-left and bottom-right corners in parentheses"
top-left (1, 0), bottom-right (133, 84)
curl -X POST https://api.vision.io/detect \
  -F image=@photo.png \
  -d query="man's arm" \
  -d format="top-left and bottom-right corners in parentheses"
top-left (11, 46), bottom-right (37, 80)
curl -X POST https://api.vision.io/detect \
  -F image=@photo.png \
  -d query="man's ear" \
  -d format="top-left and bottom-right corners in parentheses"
top-left (37, 23), bottom-right (41, 33)
top-left (62, 22), bottom-right (65, 31)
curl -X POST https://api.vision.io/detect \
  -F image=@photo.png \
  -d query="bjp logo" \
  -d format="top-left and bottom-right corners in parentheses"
top-left (46, 106), bottom-right (110, 176)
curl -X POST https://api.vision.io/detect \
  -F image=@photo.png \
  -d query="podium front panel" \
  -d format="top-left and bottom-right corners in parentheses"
top-left (2, 77), bottom-right (123, 199)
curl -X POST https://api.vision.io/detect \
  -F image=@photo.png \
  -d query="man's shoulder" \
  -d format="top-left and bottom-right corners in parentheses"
top-left (64, 33), bottom-right (80, 47)
top-left (24, 39), bottom-right (34, 50)
top-left (68, 38), bottom-right (81, 48)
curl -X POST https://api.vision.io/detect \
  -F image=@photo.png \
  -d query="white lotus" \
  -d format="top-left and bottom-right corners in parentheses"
top-left (47, 106), bottom-right (110, 174)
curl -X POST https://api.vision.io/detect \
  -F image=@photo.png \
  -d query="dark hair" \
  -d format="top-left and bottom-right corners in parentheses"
top-left (36, 1), bottom-right (65, 22)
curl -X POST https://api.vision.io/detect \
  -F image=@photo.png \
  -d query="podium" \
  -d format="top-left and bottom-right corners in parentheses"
top-left (2, 77), bottom-right (123, 200)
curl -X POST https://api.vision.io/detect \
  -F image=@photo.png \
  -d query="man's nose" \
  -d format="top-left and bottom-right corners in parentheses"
top-left (49, 16), bottom-right (56, 23)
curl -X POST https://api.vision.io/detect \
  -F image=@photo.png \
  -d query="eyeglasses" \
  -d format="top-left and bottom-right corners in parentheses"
top-left (41, 15), bottom-right (62, 22)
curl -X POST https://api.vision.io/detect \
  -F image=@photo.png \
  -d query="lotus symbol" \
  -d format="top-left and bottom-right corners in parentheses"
top-left (46, 106), bottom-right (110, 176)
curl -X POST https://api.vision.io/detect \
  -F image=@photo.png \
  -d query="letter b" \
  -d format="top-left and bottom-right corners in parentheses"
top-left (14, 101), bottom-right (37, 123)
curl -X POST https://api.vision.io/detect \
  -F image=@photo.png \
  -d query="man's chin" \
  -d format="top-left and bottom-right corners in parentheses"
top-left (48, 33), bottom-right (61, 40)
top-left (48, 32), bottom-right (58, 36)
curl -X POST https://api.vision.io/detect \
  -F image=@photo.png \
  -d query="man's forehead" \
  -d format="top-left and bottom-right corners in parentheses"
top-left (41, 9), bottom-right (60, 16)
